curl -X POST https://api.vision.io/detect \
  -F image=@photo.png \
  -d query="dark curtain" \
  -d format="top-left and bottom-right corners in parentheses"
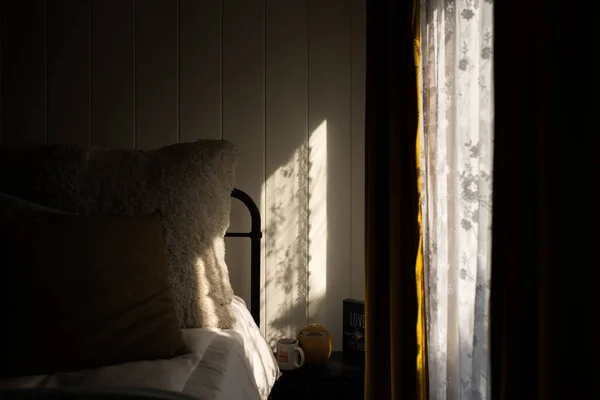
top-left (492, 1), bottom-right (596, 399)
top-left (364, 0), bottom-right (420, 399)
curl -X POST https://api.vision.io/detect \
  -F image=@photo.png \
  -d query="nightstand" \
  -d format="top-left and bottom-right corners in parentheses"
top-left (268, 351), bottom-right (364, 400)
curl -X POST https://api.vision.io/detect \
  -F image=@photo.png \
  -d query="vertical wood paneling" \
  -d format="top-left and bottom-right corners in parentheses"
top-left (135, 0), bottom-right (177, 149)
top-left (47, 0), bottom-right (90, 146)
top-left (264, 0), bottom-right (308, 346)
top-left (1, 0), bottom-right (46, 145)
top-left (91, 0), bottom-right (134, 149)
top-left (308, 0), bottom-right (352, 349)
top-left (179, 0), bottom-right (221, 142)
top-left (350, 0), bottom-right (366, 301)
top-left (0, 0), bottom-right (366, 347)
top-left (222, 0), bottom-right (265, 323)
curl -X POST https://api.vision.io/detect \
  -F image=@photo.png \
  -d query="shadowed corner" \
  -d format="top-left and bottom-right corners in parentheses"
top-left (261, 120), bottom-right (328, 349)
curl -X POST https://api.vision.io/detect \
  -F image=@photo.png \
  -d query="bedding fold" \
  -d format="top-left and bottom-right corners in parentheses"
top-left (0, 297), bottom-right (280, 400)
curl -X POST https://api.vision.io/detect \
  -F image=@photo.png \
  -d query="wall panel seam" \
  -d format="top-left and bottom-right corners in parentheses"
top-left (349, 0), bottom-right (353, 298)
top-left (44, 0), bottom-right (48, 144)
top-left (133, 0), bottom-right (137, 149)
top-left (89, 0), bottom-right (92, 145)
top-left (0, 5), bottom-right (3, 145)
top-left (219, 0), bottom-right (223, 140)
top-left (176, 0), bottom-right (180, 144)
top-left (263, 0), bottom-right (268, 330)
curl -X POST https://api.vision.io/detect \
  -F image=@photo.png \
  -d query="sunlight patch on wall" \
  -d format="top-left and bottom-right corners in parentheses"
top-left (261, 136), bottom-right (309, 346)
top-left (308, 120), bottom-right (328, 310)
top-left (260, 119), bottom-right (328, 347)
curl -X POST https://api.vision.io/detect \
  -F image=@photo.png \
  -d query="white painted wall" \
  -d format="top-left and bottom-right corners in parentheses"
top-left (0, 0), bottom-right (365, 350)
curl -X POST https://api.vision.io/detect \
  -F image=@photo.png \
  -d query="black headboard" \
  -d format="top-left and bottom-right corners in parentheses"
top-left (225, 189), bottom-right (262, 327)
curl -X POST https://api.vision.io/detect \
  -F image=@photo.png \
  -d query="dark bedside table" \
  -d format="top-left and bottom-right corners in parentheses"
top-left (268, 352), bottom-right (364, 400)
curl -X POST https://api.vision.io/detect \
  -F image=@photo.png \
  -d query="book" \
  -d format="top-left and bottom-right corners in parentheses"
top-left (342, 298), bottom-right (365, 363)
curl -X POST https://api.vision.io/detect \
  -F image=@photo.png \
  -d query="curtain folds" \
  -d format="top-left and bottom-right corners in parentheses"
top-left (418, 1), bottom-right (494, 399)
top-left (491, 0), bottom-right (575, 398)
top-left (366, 0), bottom-right (590, 398)
top-left (364, 0), bottom-right (421, 399)
top-left (415, 4), bottom-right (428, 400)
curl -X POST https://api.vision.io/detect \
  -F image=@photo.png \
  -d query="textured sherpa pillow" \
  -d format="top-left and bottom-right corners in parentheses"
top-left (0, 139), bottom-right (238, 329)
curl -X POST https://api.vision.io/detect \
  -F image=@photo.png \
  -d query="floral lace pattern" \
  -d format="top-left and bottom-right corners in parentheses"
top-left (418, 1), bottom-right (494, 399)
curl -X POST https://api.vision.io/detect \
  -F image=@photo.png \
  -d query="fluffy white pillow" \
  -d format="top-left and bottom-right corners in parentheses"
top-left (0, 139), bottom-right (238, 329)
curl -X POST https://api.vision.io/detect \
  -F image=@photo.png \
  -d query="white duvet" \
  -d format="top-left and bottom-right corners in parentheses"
top-left (0, 297), bottom-right (280, 400)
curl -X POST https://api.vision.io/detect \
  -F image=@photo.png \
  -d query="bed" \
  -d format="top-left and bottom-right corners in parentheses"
top-left (0, 295), bottom-right (278, 400)
top-left (0, 140), bottom-right (280, 400)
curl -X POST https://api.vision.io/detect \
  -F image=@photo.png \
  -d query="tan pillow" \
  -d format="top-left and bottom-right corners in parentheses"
top-left (0, 210), bottom-right (190, 378)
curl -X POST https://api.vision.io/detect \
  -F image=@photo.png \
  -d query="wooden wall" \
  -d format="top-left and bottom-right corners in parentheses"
top-left (0, 0), bottom-right (365, 350)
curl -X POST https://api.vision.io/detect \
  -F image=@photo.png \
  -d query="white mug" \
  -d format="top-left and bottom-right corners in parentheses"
top-left (276, 338), bottom-right (305, 370)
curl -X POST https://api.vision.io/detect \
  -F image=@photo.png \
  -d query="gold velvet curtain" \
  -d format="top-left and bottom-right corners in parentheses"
top-left (366, 0), bottom-right (593, 399)
top-left (364, 1), bottom-right (424, 399)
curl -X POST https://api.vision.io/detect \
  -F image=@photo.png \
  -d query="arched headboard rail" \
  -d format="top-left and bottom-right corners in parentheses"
top-left (225, 188), bottom-right (262, 326)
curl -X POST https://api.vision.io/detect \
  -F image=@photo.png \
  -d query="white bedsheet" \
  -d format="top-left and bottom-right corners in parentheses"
top-left (181, 297), bottom-right (280, 400)
top-left (0, 296), bottom-right (280, 400)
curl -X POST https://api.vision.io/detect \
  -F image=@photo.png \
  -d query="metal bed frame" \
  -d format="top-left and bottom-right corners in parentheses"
top-left (224, 188), bottom-right (262, 327)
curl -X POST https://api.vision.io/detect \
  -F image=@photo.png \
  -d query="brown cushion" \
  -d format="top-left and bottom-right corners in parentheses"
top-left (0, 210), bottom-right (190, 378)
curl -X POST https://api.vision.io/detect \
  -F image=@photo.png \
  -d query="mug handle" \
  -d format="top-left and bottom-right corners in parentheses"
top-left (295, 347), bottom-right (305, 368)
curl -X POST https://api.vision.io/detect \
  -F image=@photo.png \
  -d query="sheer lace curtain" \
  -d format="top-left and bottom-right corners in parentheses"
top-left (418, 1), bottom-right (494, 399)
